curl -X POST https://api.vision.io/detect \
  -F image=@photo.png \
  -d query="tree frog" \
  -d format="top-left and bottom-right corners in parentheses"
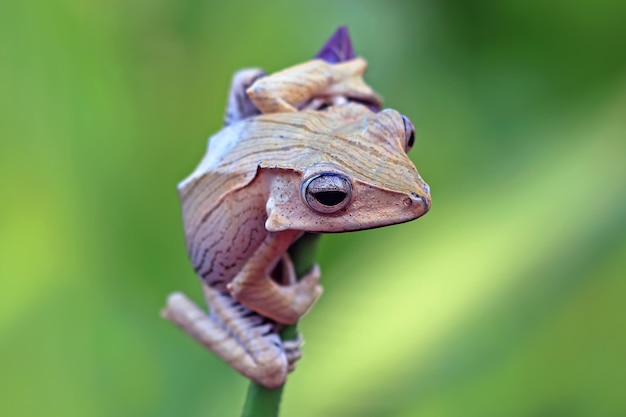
top-left (163, 58), bottom-right (431, 388)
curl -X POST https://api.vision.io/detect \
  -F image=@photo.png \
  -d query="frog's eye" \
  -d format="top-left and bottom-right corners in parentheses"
top-left (401, 115), bottom-right (416, 152)
top-left (302, 173), bottom-right (352, 214)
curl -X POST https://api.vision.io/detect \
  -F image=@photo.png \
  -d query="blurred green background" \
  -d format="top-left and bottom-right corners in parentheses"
top-left (1, 0), bottom-right (625, 416)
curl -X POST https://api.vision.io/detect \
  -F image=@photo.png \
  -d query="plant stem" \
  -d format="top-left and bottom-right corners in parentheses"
top-left (240, 233), bottom-right (320, 417)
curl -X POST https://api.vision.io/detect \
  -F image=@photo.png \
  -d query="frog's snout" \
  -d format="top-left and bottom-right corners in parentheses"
top-left (408, 191), bottom-right (431, 214)
top-left (405, 178), bottom-right (431, 216)
top-left (418, 178), bottom-right (432, 213)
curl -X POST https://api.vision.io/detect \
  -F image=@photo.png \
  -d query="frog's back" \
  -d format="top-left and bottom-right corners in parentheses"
top-left (177, 105), bottom-right (369, 228)
top-left (194, 103), bottom-right (375, 173)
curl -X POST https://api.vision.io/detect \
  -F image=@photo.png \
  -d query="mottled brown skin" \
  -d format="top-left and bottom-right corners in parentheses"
top-left (170, 59), bottom-right (431, 388)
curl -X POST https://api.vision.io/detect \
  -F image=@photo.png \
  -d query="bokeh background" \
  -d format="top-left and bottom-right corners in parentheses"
top-left (1, 1), bottom-right (625, 416)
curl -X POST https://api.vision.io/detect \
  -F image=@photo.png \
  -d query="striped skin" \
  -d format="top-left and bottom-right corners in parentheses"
top-left (178, 102), bottom-right (431, 290)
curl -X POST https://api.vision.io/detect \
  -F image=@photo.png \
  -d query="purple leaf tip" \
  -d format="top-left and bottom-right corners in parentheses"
top-left (315, 26), bottom-right (355, 63)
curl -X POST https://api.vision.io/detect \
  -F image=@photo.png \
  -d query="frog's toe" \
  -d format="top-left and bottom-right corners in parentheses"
top-left (283, 334), bottom-right (304, 372)
top-left (297, 263), bottom-right (322, 292)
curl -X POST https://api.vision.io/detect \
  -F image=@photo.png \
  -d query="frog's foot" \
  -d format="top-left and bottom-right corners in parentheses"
top-left (162, 285), bottom-right (295, 389)
top-left (227, 256), bottom-right (323, 325)
top-left (224, 68), bottom-right (266, 126)
top-left (283, 334), bottom-right (303, 372)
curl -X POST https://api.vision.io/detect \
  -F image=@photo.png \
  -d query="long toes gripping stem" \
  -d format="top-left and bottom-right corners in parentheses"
top-left (163, 288), bottom-right (294, 389)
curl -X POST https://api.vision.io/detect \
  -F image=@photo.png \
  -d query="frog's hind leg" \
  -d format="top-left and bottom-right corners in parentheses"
top-left (162, 284), bottom-right (301, 389)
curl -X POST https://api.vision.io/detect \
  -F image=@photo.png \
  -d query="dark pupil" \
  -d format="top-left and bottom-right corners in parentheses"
top-left (313, 191), bottom-right (346, 206)
top-left (407, 131), bottom-right (415, 148)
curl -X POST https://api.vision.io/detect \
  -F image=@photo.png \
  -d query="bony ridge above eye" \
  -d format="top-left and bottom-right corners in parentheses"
top-left (301, 173), bottom-right (352, 214)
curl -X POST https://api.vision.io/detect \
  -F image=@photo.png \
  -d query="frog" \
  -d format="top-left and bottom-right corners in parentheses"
top-left (162, 58), bottom-right (431, 389)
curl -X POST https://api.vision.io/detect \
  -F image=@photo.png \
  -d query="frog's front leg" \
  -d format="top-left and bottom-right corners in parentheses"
top-left (227, 230), bottom-right (323, 324)
top-left (246, 58), bottom-right (381, 114)
top-left (163, 284), bottom-right (302, 389)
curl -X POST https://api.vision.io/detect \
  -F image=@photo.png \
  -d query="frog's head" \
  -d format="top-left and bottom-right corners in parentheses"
top-left (265, 108), bottom-right (431, 233)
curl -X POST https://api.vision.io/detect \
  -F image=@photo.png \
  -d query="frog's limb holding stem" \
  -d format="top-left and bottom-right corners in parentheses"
top-left (241, 232), bottom-right (321, 417)
top-left (162, 234), bottom-right (320, 413)
top-left (162, 285), bottom-right (301, 389)
top-left (226, 231), bottom-right (323, 325)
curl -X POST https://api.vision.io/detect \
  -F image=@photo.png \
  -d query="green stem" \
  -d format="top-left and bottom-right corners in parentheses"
top-left (240, 233), bottom-right (320, 417)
